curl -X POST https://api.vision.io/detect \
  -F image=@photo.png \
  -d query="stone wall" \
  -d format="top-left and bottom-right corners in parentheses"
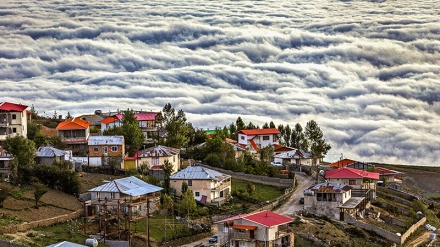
top-left (0, 209), bottom-right (83, 234)
top-left (377, 187), bottom-right (419, 201)
top-left (345, 216), bottom-right (426, 245)
top-left (376, 191), bottom-right (412, 207)
top-left (202, 165), bottom-right (294, 189)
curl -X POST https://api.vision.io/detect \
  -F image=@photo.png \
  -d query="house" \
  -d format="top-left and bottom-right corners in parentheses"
top-left (214, 210), bottom-right (294, 247)
top-left (328, 158), bottom-right (356, 169)
top-left (85, 176), bottom-right (162, 217)
top-left (56, 118), bottom-right (91, 155)
top-left (100, 111), bottom-right (161, 142)
top-left (325, 167), bottom-right (380, 199)
top-left (136, 145), bottom-right (180, 178)
top-left (0, 102), bottom-right (28, 141)
top-left (0, 146), bottom-right (12, 181)
top-left (303, 181), bottom-right (366, 221)
top-left (36, 146), bottom-right (68, 166)
top-left (272, 149), bottom-right (316, 167)
top-left (237, 128), bottom-right (281, 152)
top-left (87, 136), bottom-right (125, 169)
top-left (376, 167), bottom-right (403, 188)
top-left (170, 166), bottom-right (231, 206)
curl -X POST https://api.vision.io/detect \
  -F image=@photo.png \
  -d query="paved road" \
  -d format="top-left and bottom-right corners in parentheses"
top-left (274, 172), bottom-right (315, 216)
top-left (182, 172), bottom-right (315, 246)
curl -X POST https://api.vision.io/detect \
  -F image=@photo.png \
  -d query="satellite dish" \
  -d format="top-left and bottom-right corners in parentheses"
top-left (319, 170), bottom-right (325, 176)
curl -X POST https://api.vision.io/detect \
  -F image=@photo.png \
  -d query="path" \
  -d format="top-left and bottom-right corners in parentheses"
top-left (274, 172), bottom-right (314, 216)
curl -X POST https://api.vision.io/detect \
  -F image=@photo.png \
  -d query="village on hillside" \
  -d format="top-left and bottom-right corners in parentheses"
top-left (0, 101), bottom-right (439, 247)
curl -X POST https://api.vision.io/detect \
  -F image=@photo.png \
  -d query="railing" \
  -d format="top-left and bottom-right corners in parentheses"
top-left (211, 182), bottom-right (231, 191)
top-left (231, 233), bottom-right (254, 240)
top-left (277, 227), bottom-right (293, 237)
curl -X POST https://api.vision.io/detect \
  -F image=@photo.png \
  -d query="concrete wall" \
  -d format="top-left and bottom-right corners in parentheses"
top-left (377, 186), bottom-right (419, 201)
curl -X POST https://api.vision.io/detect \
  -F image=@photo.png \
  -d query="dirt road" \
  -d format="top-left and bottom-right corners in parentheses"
top-left (274, 172), bottom-right (314, 216)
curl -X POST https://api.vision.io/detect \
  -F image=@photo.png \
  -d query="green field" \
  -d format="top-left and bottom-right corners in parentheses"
top-left (231, 178), bottom-right (284, 202)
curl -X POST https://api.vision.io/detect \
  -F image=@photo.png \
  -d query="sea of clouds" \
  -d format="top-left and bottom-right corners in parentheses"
top-left (1, 0), bottom-right (439, 165)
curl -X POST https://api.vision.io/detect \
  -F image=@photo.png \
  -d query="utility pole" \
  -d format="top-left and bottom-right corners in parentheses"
top-left (146, 199), bottom-right (150, 247)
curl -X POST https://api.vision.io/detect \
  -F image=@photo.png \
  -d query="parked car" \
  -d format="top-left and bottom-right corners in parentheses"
top-left (271, 161), bottom-right (282, 166)
top-left (209, 235), bottom-right (218, 243)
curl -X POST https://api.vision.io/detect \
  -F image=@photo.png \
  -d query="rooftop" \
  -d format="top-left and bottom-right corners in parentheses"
top-left (56, 117), bottom-right (91, 130)
top-left (0, 102), bottom-right (28, 112)
top-left (170, 166), bottom-right (230, 181)
top-left (88, 176), bottom-right (163, 197)
top-left (237, 128), bottom-right (281, 135)
top-left (325, 167), bottom-right (379, 180)
top-left (36, 146), bottom-right (66, 157)
top-left (138, 145), bottom-right (179, 157)
top-left (88, 136), bottom-right (124, 145)
top-left (216, 210), bottom-right (293, 227)
top-left (305, 181), bottom-right (352, 194)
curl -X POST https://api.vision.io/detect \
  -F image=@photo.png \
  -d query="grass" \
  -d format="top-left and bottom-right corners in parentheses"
top-left (130, 214), bottom-right (193, 242)
top-left (0, 219), bottom-right (108, 247)
top-left (231, 179), bottom-right (284, 202)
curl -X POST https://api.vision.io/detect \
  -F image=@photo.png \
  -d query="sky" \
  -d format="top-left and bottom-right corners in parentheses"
top-left (1, 0), bottom-right (439, 166)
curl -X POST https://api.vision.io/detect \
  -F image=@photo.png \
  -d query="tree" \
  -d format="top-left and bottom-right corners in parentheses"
top-left (66, 111), bottom-right (72, 119)
top-left (0, 184), bottom-right (11, 208)
top-left (137, 161), bottom-right (150, 177)
top-left (304, 120), bottom-right (331, 164)
top-left (4, 135), bottom-right (36, 185)
top-left (161, 193), bottom-right (174, 240)
top-left (292, 123), bottom-right (307, 150)
top-left (181, 189), bottom-right (197, 221)
top-left (161, 104), bottom-right (191, 149)
top-left (247, 122), bottom-right (256, 129)
top-left (162, 160), bottom-right (174, 195)
top-left (228, 122), bottom-right (237, 140)
top-left (34, 182), bottom-right (48, 208)
top-left (52, 110), bottom-right (58, 120)
top-left (278, 124), bottom-right (291, 146)
top-left (235, 117), bottom-right (246, 131)
top-left (262, 122), bottom-right (269, 129)
top-left (121, 109), bottom-right (145, 156)
top-left (269, 121), bottom-right (276, 128)
top-left (181, 181), bottom-right (188, 194)
top-left (48, 136), bottom-right (67, 150)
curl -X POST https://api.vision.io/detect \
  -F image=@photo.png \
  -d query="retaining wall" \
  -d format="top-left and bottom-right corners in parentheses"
top-left (0, 209), bottom-right (83, 234)
top-left (377, 187), bottom-right (419, 201)
top-left (376, 191), bottom-right (412, 207)
top-left (202, 165), bottom-right (294, 189)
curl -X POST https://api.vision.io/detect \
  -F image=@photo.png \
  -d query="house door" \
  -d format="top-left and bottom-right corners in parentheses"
top-left (235, 241), bottom-right (239, 247)
top-left (340, 211), bottom-right (344, 221)
top-left (250, 230), bottom-right (254, 239)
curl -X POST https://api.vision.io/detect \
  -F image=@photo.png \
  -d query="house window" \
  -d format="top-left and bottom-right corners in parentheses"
top-left (188, 180), bottom-right (192, 186)
top-left (173, 156), bottom-right (175, 162)
top-left (241, 136), bottom-right (245, 140)
top-left (103, 146), bottom-right (108, 154)
top-left (11, 114), bottom-right (16, 120)
top-left (262, 135), bottom-right (270, 141)
top-left (12, 128), bottom-right (16, 133)
top-left (223, 225), bottom-right (229, 233)
top-left (195, 192), bottom-right (200, 197)
top-left (110, 193), bottom-right (115, 199)
top-left (220, 191), bottom-right (224, 197)
top-left (93, 147), bottom-right (99, 153)
top-left (111, 146), bottom-right (118, 152)
top-left (349, 179), bottom-right (356, 185)
top-left (152, 157), bottom-right (159, 165)
top-left (96, 192), bottom-right (100, 198)
top-left (238, 229), bottom-right (245, 234)
top-left (239, 241), bottom-right (245, 247)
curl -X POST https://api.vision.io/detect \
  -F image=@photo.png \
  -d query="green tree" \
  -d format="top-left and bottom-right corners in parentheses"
top-left (162, 104), bottom-right (191, 149)
top-left (48, 136), bottom-right (67, 150)
top-left (137, 161), bottom-right (150, 177)
top-left (292, 123), bottom-right (307, 150)
top-left (304, 120), bottom-right (331, 164)
top-left (262, 122), bottom-right (269, 129)
top-left (247, 122), bottom-right (256, 129)
top-left (4, 135), bottom-right (36, 185)
top-left (278, 124), bottom-right (292, 146)
top-left (52, 110), bottom-right (58, 120)
top-left (0, 184), bottom-right (11, 208)
top-left (181, 181), bottom-right (188, 194)
top-left (121, 109), bottom-right (145, 156)
top-left (269, 121), bottom-right (276, 128)
top-left (162, 160), bottom-right (174, 195)
top-left (181, 189), bottom-right (197, 220)
top-left (66, 111), bottom-right (72, 119)
top-left (161, 193), bottom-right (174, 240)
top-left (228, 122), bottom-right (237, 140)
top-left (236, 117), bottom-right (246, 131)
top-left (34, 182), bottom-right (48, 208)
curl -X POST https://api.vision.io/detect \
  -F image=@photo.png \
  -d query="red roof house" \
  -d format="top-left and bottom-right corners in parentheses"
top-left (325, 167), bottom-right (380, 198)
top-left (214, 210), bottom-right (294, 245)
top-left (328, 158), bottom-right (356, 168)
top-left (56, 118), bottom-right (91, 155)
top-left (237, 128), bottom-right (281, 152)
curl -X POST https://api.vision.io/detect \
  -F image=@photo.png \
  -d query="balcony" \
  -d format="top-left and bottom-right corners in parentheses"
top-left (211, 182), bottom-right (231, 192)
top-left (231, 233), bottom-right (255, 241)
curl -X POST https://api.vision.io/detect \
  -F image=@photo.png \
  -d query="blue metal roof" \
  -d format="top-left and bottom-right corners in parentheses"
top-left (170, 166), bottom-right (230, 181)
top-left (46, 241), bottom-right (87, 247)
top-left (88, 176), bottom-right (162, 196)
top-left (36, 146), bottom-right (66, 157)
top-left (88, 135), bottom-right (124, 145)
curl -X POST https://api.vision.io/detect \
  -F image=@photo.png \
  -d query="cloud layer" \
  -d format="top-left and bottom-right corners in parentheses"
top-left (1, 0), bottom-right (439, 166)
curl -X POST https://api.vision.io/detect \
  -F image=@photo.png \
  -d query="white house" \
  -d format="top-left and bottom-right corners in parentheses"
top-left (272, 148), bottom-right (316, 167)
top-left (170, 166), bottom-right (231, 206)
top-left (237, 128), bottom-right (280, 152)
top-left (0, 102), bottom-right (28, 141)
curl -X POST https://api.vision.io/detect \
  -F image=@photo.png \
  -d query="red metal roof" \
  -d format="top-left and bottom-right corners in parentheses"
top-left (0, 102), bottom-right (28, 112)
top-left (325, 167), bottom-right (379, 180)
top-left (328, 158), bottom-right (356, 168)
top-left (112, 112), bottom-right (157, 121)
top-left (215, 210), bottom-right (293, 227)
top-left (100, 116), bottom-right (117, 124)
top-left (375, 167), bottom-right (402, 176)
top-left (237, 128), bottom-right (281, 135)
top-left (56, 118), bottom-right (91, 130)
